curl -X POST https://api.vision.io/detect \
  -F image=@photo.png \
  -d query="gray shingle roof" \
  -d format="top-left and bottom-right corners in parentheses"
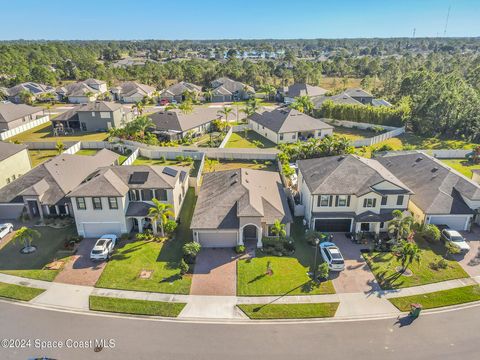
top-left (6, 82), bottom-right (55, 97)
top-left (344, 88), bottom-right (373, 98)
top-left (0, 103), bottom-right (43, 124)
top-left (191, 169), bottom-right (292, 230)
top-left (211, 77), bottom-right (254, 94)
top-left (0, 141), bottom-right (28, 162)
top-left (376, 151), bottom-right (480, 215)
top-left (54, 101), bottom-right (125, 122)
top-left (312, 93), bottom-right (362, 108)
top-left (297, 155), bottom-right (412, 196)
top-left (162, 81), bottom-right (202, 96)
top-left (249, 108), bottom-right (333, 133)
top-left (117, 81), bottom-right (155, 97)
top-left (283, 83), bottom-right (327, 98)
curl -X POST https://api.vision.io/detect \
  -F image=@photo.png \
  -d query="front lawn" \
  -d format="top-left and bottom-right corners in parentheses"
top-left (389, 285), bottom-right (480, 311)
top-left (95, 188), bottom-right (196, 294)
top-left (237, 218), bottom-right (335, 296)
top-left (28, 149), bottom-right (58, 167)
top-left (0, 281), bottom-right (45, 301)
top-left (225, 130), bottom-right (276, 149)
top-left (363, 239), bottom-right (469, 290)
top-left (439, 159), bottom-right (480, 179)
top-left (89, 295), bottom-right (186, 317)
top-left (238, 302), bottom-right (339, 319)
top-left (9, 122), bottom-right (109, 143)
top-left (203, 159), bottom-right (277, 173)
top-left (0, 225), bottom-right (77, 281)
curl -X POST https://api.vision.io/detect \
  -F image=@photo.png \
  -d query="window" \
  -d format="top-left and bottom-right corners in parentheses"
top-left (76, 197), bottom-right (86, 210)
top-left (91, 112), bottom-right (96, 117)
top-left (396, 195), bottom-right (404, 206)
top-left (154, 189), bottom-right (168, 201)
top-left (292, 134), bottom-right (296, 139)
top-left (92, 197), bottom-right (102, 210)
top-left (381, 196), bottom-right (387, 205)
top-left (380, 222), bottom-right (385, 229)
top-left (363, 198), bottom-right (376, 208)
top-left (129, 190), bottom-right (141, 202)
top-left (108, 197), bottom-right (118, 210)
top-left (279, 134), bottom-right (284, 141)
top-left (317, 131), bottom-right (322, 137)
top-left (360, 223), bottom-right (370, 231)
top-left (337, 195), bottom-right (348, 207)
top-left (318, 195), bottom-right (330, 207)
top-left (142, 189), bottom-right (153, 201)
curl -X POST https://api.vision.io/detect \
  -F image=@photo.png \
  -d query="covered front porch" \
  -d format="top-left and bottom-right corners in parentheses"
top-left (126, 201), bottom-right (156, 234)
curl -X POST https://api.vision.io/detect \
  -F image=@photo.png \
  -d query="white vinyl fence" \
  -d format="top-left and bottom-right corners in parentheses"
top-left (63, 141), bottom-right (82, 155)
top-left (353, 127), bottom-right (405, 147)
top-left (429, 149), bottom-right (472, 159)
top-left (218, 127), bottom-right (233, 148)
top-left (0, 115), bottom-right (50, 141)
top-left (122, 148), bottom-right (139, 165)
top-left (324, 119), bottom-right (399, 131)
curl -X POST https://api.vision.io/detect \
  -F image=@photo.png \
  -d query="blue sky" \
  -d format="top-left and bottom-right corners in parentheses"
top-left (1, 0), bottom-right (479, 40)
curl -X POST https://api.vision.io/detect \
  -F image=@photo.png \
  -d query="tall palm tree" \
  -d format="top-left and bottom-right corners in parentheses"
top-left (217, 106), bottom-right (233, 122)
top-left (289, 95), bottom-right (314, 115)
top-left (392, 240), bottom-right (421, 272)
top-left (12, 227), bottom-right (41, 253)
top-left (203, 88), bottom-right (213, 102)
top-left (134, 116), bottom-right (154, 138)
top-left (388, 210), bottom-right (414, 241)
top-left (178, 100), bottom-right (193, 114)
top-left (148, 199), bottom-right (174, 237)
top-left (270, 219), bottom-right (286, 238)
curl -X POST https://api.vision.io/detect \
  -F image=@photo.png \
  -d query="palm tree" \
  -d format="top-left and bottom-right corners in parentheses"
top-left (12, 227), bottom-right (41, 253)
top-left (134, 116), bottom-right (154, 138)
top-left (392, 240), bottom-right (421, 273)
top-left (132, 101), bottom-right (144, 115)
top-left (204, 157), bottom-right (219, 172)
top-left (270, 220), bottom-right (286, 238)
top-left (289, 95), bottom-right (314, 115)
top-left (217, 106), bottom-right (233, 122)
top-left (19, 90), bottom-right (34, 105)
top-left (260, 84), bottom-right (276, 101)
top-left (55, 141), bottom-right (65, 154)
top-left (84, 91), bottom-right (95, 102)
top-left (148, 199), bottom-right (174, 237)
top-left (178, 100), bottom-right (193, 114)
top-left (203, 88), bottom-right (213, 102)
top-left (388, 210), bottom-right (414, 241)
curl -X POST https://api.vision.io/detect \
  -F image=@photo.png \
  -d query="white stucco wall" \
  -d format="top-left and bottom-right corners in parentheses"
top-left (0, 149), bottom-right (31, 188)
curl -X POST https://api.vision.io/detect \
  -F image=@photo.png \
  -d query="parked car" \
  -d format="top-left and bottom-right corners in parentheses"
top-left (171, 99), bottom-right (178, 104)
top-left (159, 99), bottom-right (169, 106)
top-left (90, 234), bottom-right (118, 261)
top-left (441, 229), bottom-right (470, 252)
top-left (0, 223), bottom-right (13, 240)
top-left (319, 242), bottom-right (345, 271)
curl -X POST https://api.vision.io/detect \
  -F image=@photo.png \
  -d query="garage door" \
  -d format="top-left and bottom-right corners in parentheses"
top-left (314, 218), bottom-right (352, 232)
top-left (428, 215), bottom-right (470, 231)
top-left (197, 231), bottom-right (237, 248)
top-left (82, 222), bottom-right (122, 238)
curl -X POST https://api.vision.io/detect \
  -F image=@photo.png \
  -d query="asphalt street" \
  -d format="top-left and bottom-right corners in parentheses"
top-left (0, 300), bottom-right (479, 360)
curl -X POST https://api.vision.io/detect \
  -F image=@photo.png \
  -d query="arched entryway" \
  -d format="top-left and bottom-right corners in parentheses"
top-left (240, 223), bottom-right (262, 248)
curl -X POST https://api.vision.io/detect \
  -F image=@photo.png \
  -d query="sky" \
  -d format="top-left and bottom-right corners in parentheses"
top-left (0, 0), bottom-right (479, 40)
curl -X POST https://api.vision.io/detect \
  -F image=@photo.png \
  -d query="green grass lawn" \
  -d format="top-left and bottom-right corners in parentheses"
top-left (439, 159), bottom-right (480, 179)
top-left (95, 188), bottom-right (196, 294)
top-left (203, 159), bottom-right (277, 173)
top-left (89, 295), bottom-right (186, 317)
top-left (389, 285), bottom-right (480, 311)
top-left (75, 149), bottom-right (99, 156)
top-left (238, 302), bottom-right (339, 319)
top-left (225, 130), bottom-right (276, 149)
top-left (132, 156), bottom-right (201, 176)
top-left (0, 282), bottom-right (45, 301)
top-left (9, 122), bottom-right (109, 143)
top-left (363, 238), bottom-right (469, 290)
top-left (0, 225), bottom-right (77, 281)
top-left (237, 218), bottom-right (335, 296)
top-left (333, 126), bottom-right (379, 140)
top-left (28, 149), bottom-right (58, 167)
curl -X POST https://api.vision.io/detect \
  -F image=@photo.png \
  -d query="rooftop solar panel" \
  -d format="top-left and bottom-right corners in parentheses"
top-left (162, 167), bottom-right (178, 177)
top-left (129, 172), bottom-right (149, 184)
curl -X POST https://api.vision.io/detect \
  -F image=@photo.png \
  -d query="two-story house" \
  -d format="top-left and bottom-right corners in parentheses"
top-left (57, 79), bottom-right (109, 104)
top-left (0, 103), bottom-right (45, 131)
top-left (297, 155), bottom-right (413, 234)
top-left (0, 142), bottom-right (31, 189)
top-left (68, 165), bottom-right (189, 237)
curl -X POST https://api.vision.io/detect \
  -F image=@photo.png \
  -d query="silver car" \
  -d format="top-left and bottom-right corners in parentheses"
top-left (90, 234), bottom-right (118, 261)
top-left (441, 229), bottom-right (470, 252)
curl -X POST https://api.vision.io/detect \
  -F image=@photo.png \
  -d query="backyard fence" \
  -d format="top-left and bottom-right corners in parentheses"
top-left (25, 141), bottom-right (79, 150)
top-left (0, 115), bottom-right (50, 141)
top-left (62, 141), bottom-right (82, 155)
top-left (352, 127), bottom-right (405, 147)
top-left (324, 119), bottom-right (399, 131)
top-left (429, 149), bottom-right (472, 159)
top-left (122, 148), bottom-right (139, 165)
top-left (218, 127), bottom-right (233, 148)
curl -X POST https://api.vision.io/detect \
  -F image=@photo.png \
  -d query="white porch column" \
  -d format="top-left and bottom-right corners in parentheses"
top-left (238, 228), bottom-right (244, 245)
top-left (137, 217), bottom-right (144, 233)
top-left (256, 226), bottom-right (263, 248)
top-left (38, 202), bottom-right (44, 221)
top-left (152, 219), bottom-right (157, 235)
top-left (55, 205), bottom-right (60, 216)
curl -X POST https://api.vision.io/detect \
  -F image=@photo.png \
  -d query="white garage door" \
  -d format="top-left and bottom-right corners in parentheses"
top-left (82, 222), bottom-right (123, 238)
top-left (197, 231), bottom-right (237, 248)
top-left (428, 215), bottom-right (470, 231)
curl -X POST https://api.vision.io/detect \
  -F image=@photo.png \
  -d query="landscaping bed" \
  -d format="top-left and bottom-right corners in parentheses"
top-left (0, 281), bottom-right (45, 301)
top-left (388, 285), bottom-right (480, 311)
top-left (238, 302), bottom-right (339, 319)
top-left (89, 295), bottom-right (186, 317)
top-left (203, 159), bottom-right (277, 173)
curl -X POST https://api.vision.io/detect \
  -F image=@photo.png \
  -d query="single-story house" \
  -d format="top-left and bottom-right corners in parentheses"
top-left (159, 81), bottom-right (202, 103)
top-left (191, 169), bottom-right (292, 248)
top-left (278, 83), bottom-right (327, 104)
top-left (57, 79), bottom-right (108, 104)
top-left (377, 151), bottom-right (480, 231)
top-left (249, 108), bottom-right (333, 144)
top-left (210, 77), bottom-right (254, 102)
top-left (0, 142), bottom-right (31, 189)
top-left (0, 149), bottom-right (119, 220)
top-left (68, 165), bottom-right (189, 237)
top-left (312, 92), bottom-right (363, 109)
top-left (52, 101), bottom-right (133, 133)
top-left (0, 103), bottom-right (45, 131)
top-left (5, 82), bottom-right (57, 103)
top-left (343, 88), bottom-right (374, 105)
top-left (111, 82), bottom-right (156, 103)
top-left (297, 154), bottom-right (413, 233)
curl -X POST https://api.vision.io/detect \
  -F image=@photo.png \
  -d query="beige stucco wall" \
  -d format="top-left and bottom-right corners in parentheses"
top-left (0, 149), bottom-right (31, 188)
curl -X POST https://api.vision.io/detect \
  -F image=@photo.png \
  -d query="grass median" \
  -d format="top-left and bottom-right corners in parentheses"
top-left (388, 285), bottom-right (480, 312)
top-left (238, 302), bottom-right (339, 319)
top-left (0, 282), bottom-right (45, 301)
top-left (89, 296), bottom-right (186, 317)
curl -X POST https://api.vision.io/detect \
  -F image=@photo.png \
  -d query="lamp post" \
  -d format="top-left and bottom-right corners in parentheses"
top-left (313, 238), bottom-right (320, 281)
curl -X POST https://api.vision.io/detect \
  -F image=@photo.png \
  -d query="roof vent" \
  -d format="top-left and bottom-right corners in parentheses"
top-left (231, 180), bottom-right (238, 186)
top-left (415, 157), bottom-right (423, 162)
top-left (431, 167), bottom-right (439, 173)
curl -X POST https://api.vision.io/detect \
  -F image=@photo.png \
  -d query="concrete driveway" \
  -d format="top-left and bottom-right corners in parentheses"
top-left (455, 227), bottom-right (480, 278)
top-left (190, 248), bottom-right (237, 296)
top-left (329, 234), bottom-right (380, 294)
top-left (54, 238), bottom-right (107, 286)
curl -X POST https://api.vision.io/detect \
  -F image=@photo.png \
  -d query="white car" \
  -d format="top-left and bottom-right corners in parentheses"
top-left (319, 242), bottom-right (345, 271)
top-left (0, 223), bottom-right (13, 240)
top-left (90, 234), bottom-right (118, 261)
top-left (441, 229), bottom-right (470, 252)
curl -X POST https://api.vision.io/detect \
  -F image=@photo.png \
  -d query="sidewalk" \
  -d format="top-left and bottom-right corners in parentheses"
top-left (1, 272), bottom-right (479, 320)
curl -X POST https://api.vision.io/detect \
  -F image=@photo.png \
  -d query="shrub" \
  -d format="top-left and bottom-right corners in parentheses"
top-left (430, 258), bottom-right (448, 270)
top-left (136, 231), bottom-right (155, 242)
top-left (305, 230), bottom-right (327, 246)
top-left (183, 242), bottom-right (201, 263)
top-left (317, 262), bottom-right (329, 280)
top-left (164, 220), bottom-right (178, 234)
top-left (235, 245), bottom-right (246, 254)
top-left (160, 156), bottom-right (166, 163)
top-left (179, 259), bottom-right (189, 275)
top-left (422, 224), bottom-right (441, 242)
top-left (175, 155), bottom-right (185, 162)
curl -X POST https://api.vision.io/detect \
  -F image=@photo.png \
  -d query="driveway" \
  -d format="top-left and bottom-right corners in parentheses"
top-left (54, 238), bottom-right (107, 286)
top-left (455, 227), bottom-right (480, 278)
top-left (329, 234), bottom-right (380, 294)
top-left (190, 248), bottom-right (237, 296)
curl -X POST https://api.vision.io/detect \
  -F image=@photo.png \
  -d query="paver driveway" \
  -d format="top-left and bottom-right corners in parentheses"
top-left (329, 234), bottom-right (380, 294)
top-left (455, 227), bottom-right (480, 278)
top-left (190, 248), bottom-right (237, 296)
top-left (54, 239), bottom-right (107, 286)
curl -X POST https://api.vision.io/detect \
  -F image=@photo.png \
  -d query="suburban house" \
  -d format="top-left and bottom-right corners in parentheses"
top-left (377, 151), bottom-right (480, 231)
top-left (0, 142), bottom-right (31, 189)
top-left (57, 79), bottom-right (109, 104)
top-left (0, 103), bottom-right (45, 131)
top-left (191, 169), bottom-right (292, 248)
top-left (5, 82), bottom-right (56, 103)
top-left (0, 150), bottom-right (119, 220)
top-left (159, 81), bottom-right (202, 103)
top-left (343, 88), bottom-right (374, 105)
top-left (312, 92), bottom-right (362, 108)
top-left (111, 81), bottom-right (156, 103)
top-left (297, 155), bottom-right (413, 234)
top-left (149, 107), bottom-right (230, 141)
top-left (51, 101), bottom-right (133, 132)
top-left (249, 108), bottom-right (333, 144)
top-left (210, 77), bottom-right (254, 102)
top-left (278, 83), bottom-right (327, 104)
top-left (68, 165), bottom-right (189, 237)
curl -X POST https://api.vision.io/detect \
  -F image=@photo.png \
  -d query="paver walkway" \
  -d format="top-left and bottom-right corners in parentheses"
top-left (456, 228), bottom-right (480, 277)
